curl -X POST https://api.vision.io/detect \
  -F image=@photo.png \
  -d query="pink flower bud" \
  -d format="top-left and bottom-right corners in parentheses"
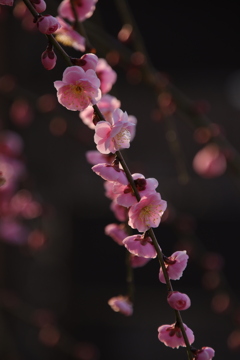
top-left (31, 0), bottom-right (46, 13)
top-left (78, 53), bottom-right (99, 71)
top-left (41, 48), bottom-right (57, 70)
top-left (37, 15), bottom-right (60, 35)
top-left (194, 346), bottom-right (215, 360)
top-left (167, 291), bottom-right (191, 310)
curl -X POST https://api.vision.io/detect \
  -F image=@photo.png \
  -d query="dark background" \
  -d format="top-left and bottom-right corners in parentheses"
top-left (1, 1), bottom-right (240, 359)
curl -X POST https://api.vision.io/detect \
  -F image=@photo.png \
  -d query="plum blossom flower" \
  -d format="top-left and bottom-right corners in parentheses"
top-left (0, 0), bottom-right (14, 5)
top-left (41, 47), bottom-right (57, 70)
top-left (92, 161), bottom-right (128, 185)
top-left (113, 173), bottom-right (158, 207)
top-left (85, 150), bottom-right (115, 165)
top-left (128, 192), bottom-right (167, 232)
top-left (96, 58), bottom-right (117, 94)
top-left (108, 296), bottom-right (133, 316)
top-left (192, 144), bottom-right (227, 178)
top-left (123, 234), bottom-right (157, 258)
top-left (193, 347), bottom-right (215, 360)
top-left (159, 250), bottom-right (189, 283)
top-left (36, 15), bottom-right (61, 35)
top-left (54, 66), bottom-right (101, 111)
top-left (110, 199), bottom-right (128, 222)
top-left (158, 323), bottom-right (194, 348)
top-left (54, 17), bottom-right (85, 52)
top-left (76, 53), bottom-right (98, 72)
top-left (130, 255), bottom-right (151, 268)
top-left (94, 108), bottom-right (136, 154)
top-left (104, 223), bottom-right (128, 245)
top-left (80, 94), bottom-right (121, 129)
top-left (58, 0), bottom-right (98, 22)
top-left (167, 291), bottom-right (191, 311)
top-left (104, 181), bottom-right (116, 200)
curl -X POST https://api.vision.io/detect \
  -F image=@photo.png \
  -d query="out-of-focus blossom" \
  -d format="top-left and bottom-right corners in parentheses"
top-left (159, 250), bottom-right (189, 283)
top-left (54, 66), bottom-right (101, 111)
top-left (167, 291), bottom-right (191, 311)
top-left (0, 218), bottom-right (29, 245)
top-left (104, 223), bottom-right (128, 245)
top-left (128, 192), bottom-right (167, 232)
top-left (192, 144), bottom-right (227, 178)
top-left (36, 15), bottom-right (60, 35)
top-left (0, 0), bottom-right (14, 5)
top-left (54, 17), bottom-right (85, 52)
top-left (108, 296), bottom-right (133, 316)
top-left (158, 323), bottom-right (194, 348)
top-left (123, 234), bottom-right (157, 258)
top-left (31, 0), bottom-right (46, 13)
top-left (96, 58), bottom-right (117, 94)
top-left (194, 347), bottom-right (215, 360)
top-left (76, 53), bottom-right (98, 72)
top-left (94, 108), bottom-right (136, 154)
top-left (80, 94), bottom-right (121, 129)
top-left (58, 0), bottom-right (98, 22)
top-left (103, 181), bottom-right (116, 200)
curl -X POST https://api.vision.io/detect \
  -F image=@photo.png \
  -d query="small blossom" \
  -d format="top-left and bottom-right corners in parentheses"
top-left (31, 0), bottom-right (46, 13)
top-left (92, 162), bottom-right (128, 185)
top-left (96, 58), bottom-right (117, 94)
top-left (158, 323), bottom-right (194, 348)
top-left (85, 151), bottom-right (115, 165)
top-left (41, 47), bottom-right (57, 70)
top-left (80, 94), bottom-right (121, 129)
top-left (193, 144), bottom-right (227, 178)
top-left (36, 15), bottom-right (61, 35)
top-left (167, 291), bottom-right (191, 311)
top-left (130, 255), bottom-right (151, 268)
top-left (108, 296), bottom-right (133, 316)
top-left (94, 108), bottom-right (136, 154)
top-left (159, 250), bottom-right (189, 283)
top-left (0, 0), bottom-right (14, 5)
top-left (113, 173), bottom-right (158, 207)
top-left (104, 223), bottom-right (128, 245)
top-left (123, 234), bottom-right (157, 258)
top-left (128, 192), bottom-right (167, 232)
top-left (194, 347), bottom-right (215, 360)
top-left (54, 66), bottom-right (101, 111)
top-left (54, 17), bottom-right (85, 52)
top-left (58, 0), bottom-right (98, 22)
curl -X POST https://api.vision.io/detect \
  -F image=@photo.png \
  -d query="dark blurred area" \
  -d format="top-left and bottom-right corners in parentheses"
top-left (1, 1), bottom-right (240, 359)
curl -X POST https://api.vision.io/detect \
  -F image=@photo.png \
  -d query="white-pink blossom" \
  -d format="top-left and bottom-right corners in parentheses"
top-left (194, 347), bottom-right (215, 360)
top-left (54, 66), bottom-right (101, 111)
top-left (104, 223), bottom-right (128, 245)
top-left (96, 58), bottom-right (117, 94)
top-left (108, 296), bottom-right (133, 316)
top-left (128, 192), bottom-right (167, 232)
top-left (158, 323), bottom-right (194, 348)
top-left (159, 250), bottom-right (189, 283)
top-left (167, 291), bottom-right (191, 311)
top-left (123, 234), bottom-right (157, 258)
top-left (36, 15), bottom-right (61, 35)
top-left (80, 94), bottom-right (121, 129)
top-left (58, 0), bottom-right (98, 22)
top-left (113, 173), bottom-right (158, 207)
top-left (94, 108), bottom-right (136, 154)
top-left (54, 17), bottom-right (85, 52)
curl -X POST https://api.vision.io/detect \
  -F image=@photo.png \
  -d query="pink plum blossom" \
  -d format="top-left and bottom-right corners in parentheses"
top-left (0, 0), bottom-right (14, 5)
top-left (31, 0), bottom-right (46, 13)
top-left (92, 162), bottom-right (128, 184)
top-left (36, 15), bottom-right (61, 35)
top-left (123, 234), bottom-right (157, 258)
top-left (130, 255), bottom-right (151, 268)
top-left (58, 0), bottom-right (98, 22)
top-left (80, 94), bottom-right (121, 129)
top-left (54, 17), bottom-right (85, 52)
top-left (167, 291), bottom-right (191, 311)
top-left (158, 323), bottom-right (194, 348)
top-left (193, 144), bottom-right (227, 178)
top-left (96, 58), bottom-right (117, 94)
top-left (113, 173), bottom-right (158, 207)
top-left (128, 192), bottom-right (167, 232)
top-left (85, 150), bottom-right (115, 165)
top-left (159, 250), bottom-right (189, 283)
top-left (41, 47), bottom-right (57, 70)
top-left (104, 181), bottom-right (116, 200)
top-left (194, 347), bottom-right (215, 360)
top-left (54, 66), bottom-right (101, 111)
top-left (110, 199), bottom-right (128, 222)
top-left (108, 296), bottom-right (133, 316)
top-left (76, 53), bottom-right (98, 72)
top-left (94, 108), bottom-right (136, 154)
top-left (104, 223), bottom-right (128, 245)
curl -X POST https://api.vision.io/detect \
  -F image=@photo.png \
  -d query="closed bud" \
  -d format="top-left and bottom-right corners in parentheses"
top-left (37, 15), bottom-right (60, 35)
top-left (31, 0), bottom-right (46, 13)
top-left (41, 47), bottom-right (57, 70)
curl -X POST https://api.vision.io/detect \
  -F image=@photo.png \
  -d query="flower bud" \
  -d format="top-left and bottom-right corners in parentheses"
top-left (41, 47), bottom-right (57, 70)
top-left (194, 346), bottom-right (215, 360)
top-left (78, 53), bottom-right (98, 71)
top-left (31, 0), bottom-right (46, 13)
top-left (37, 15), bottom-right (60, 35)
top-left (167, 291), bottom-right (191, 311)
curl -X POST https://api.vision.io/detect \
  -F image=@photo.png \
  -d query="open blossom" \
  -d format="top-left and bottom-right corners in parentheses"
top-left (58, 0), bottom-right (98, 22)
top-left (96, 58), bottom-right (117, 94)
top-left (36, 15), bottom-right (61, 35)
top-left (158, 323), bottom-right (194, 348)
top-left (113, 173), bottom-right (159, 207)
top-left (94, 108), bottom-right (136, 154)
top-left (128, 192), bottom-right (167, 232)
top-left (104, 223), bottom-right (128, 245)
top-left (54, 17), bottom-right (85, 52)
top-left (167, 291), bottom-right (191, 311)
top-left (159, 250), bottom-right (189, 283)
top-left (194, 347), bottom-right (215, 360)
top-left (80, 94), bottom-right (121, 129)
top-left (108, 296), bottom-right (133, 316)
top-left (92, 162), bottom-right (128, 184)
top-left (123, 234), bottom-right (157, 258)
top-left (54, 66), bottom-right (101, 111)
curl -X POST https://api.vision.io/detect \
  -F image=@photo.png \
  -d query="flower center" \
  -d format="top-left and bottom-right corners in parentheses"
top-left (70, 83), bottom-right (83, 95)
top-left (114, 129), bottom-right (131, 148)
